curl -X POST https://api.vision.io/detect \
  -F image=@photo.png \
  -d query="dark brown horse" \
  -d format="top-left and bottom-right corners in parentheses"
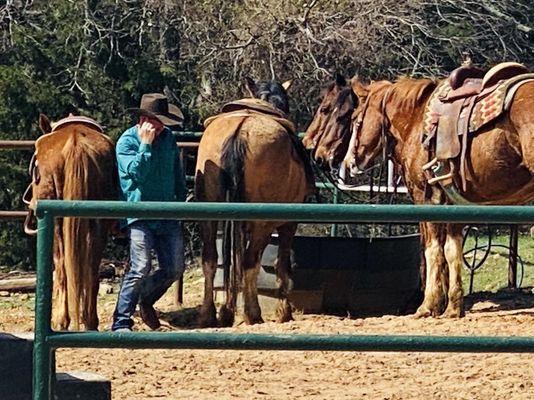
top-left (25, 114), bottom-right (116, 330)
top-left (302, 74), bottom-right (356, 168)
top-left (195, 78), bottom-right (314, 327)
top-left (342, 76), bottom-right (534, 317)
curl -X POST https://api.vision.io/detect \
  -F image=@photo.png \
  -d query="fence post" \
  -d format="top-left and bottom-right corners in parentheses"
top-left (33, 211), bottom-right (54, 400)
top-left (508, 225), bottom-right (518, 289)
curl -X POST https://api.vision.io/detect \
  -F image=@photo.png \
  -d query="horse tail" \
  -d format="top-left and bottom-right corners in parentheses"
top-left (220, 120), bottom-right (248, 314)
top-left (61, 133), bottom-right (99, 330)
top-left (220, 120), bottom-right (248, 203)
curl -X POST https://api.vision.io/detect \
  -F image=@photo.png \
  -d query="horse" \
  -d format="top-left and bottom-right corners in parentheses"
top-left (302, 74), bottom-right (356, 169)
top-left (341, 75), bottom-right (534, 318)
top-left (24, 114), bottom-right (117, 330)
top-left (195, 78), bottom-right (314, 327)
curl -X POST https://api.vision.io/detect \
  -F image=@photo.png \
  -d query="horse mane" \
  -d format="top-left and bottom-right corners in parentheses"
top-left (389, 77), bottom-right (437, 113)
top-left (254, 81), bottom-right (289, 114)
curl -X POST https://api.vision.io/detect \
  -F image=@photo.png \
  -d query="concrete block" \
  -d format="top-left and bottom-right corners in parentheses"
top-left (0, 332), bottom-right (33, 399)
top-left (0, 332), bottom-right (111, 400)
top-left (55, 371), bottom-right (111, 400)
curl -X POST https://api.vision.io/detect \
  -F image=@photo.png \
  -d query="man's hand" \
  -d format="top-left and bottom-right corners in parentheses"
top-left (138, 121), bottom-right (156, 144)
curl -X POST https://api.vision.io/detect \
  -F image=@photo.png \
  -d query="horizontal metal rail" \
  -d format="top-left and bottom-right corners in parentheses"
top-left (47, 331), bottom-right (534, 353)
top-left (0, 140), bottom-right (36, 150)
top-left (36, 200), bottom-right (534, 224)
top-left (0, 210), bottom-right (28, 219)
top-left (0, 140), bottom-right (198, 150)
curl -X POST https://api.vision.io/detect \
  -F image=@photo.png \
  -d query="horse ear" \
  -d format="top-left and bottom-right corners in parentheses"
top-left (244, 76), bottom-right (257, 98)
top-left (39, 114), bottom-right (52, 134)
top-left (351, 78), bottom-right (369, 99)
top-left (335, 73), bottom-right (347, 87)
top-left (281, 79), bottom-right (293, 91)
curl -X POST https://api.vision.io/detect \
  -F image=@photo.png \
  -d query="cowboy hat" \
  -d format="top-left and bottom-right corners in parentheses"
top-left (128, 93), bottom-right (184, 128)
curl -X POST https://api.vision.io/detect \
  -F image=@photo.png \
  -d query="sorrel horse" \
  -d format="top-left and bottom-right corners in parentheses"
top-left (342, 76), bottom-right (534, 317)
top-left (24, 114), bottom-right (116, 330)
top-left (195, 78), bottom-right (314, 327)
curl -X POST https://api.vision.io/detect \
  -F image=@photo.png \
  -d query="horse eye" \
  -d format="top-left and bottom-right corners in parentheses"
top-left (320, 106), bottom-right (330, 114)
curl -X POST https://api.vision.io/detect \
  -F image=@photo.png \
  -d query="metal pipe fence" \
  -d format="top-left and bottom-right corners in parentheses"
top-left (32, 200), bottom-right (534, 399)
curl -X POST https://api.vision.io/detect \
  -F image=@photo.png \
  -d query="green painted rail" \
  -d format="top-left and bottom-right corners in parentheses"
top-left (36, 201), bottom-right (534, 223)
top-left (33, 201), bottom-right (534, 400)
top-left (47, 331), bottom-right (534, 353)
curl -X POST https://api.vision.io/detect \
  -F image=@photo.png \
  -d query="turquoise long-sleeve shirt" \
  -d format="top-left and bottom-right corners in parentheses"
top-left (116, 125), bottom-right (187, 231)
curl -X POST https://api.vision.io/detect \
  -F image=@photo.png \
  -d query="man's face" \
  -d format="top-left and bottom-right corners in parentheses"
top-left (140, 116), bottom-right (165, 136)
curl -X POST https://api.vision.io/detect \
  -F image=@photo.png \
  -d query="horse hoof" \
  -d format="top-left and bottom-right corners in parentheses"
top-left (198, 304), bottom-right (217, 328)
top-left (218, 306), bottom-right (235, 327)
top-left (276, 303), bottom-right (293, 323)
top-left (441, 307), bottom-right (464, 318)
top-left (276, 313), bottom-right (293, 323)
top-left (244, 314), bottom-right (264, 325)
top-left (413, 306), bottom-right (432, 318)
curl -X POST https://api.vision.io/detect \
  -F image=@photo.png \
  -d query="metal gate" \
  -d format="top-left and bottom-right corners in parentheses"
top-left (33, 200), bottom-right (534, 399)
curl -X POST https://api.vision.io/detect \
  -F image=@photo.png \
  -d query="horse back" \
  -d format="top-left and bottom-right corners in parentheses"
top-left (196, 114), bottom-right (311, 204)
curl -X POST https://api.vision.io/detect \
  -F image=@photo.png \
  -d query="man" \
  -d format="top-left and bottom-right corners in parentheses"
top-left (112, 93), bottom-right (187, 332)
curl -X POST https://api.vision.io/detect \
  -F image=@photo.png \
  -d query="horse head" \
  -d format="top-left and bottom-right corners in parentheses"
top-left (343, 79), bottom-right (393, 178)
top-left (23, 114), bottom-right (57, 235)
top-left (244, 77), bottom-right (292, 115)
top-left (303, 74), bottom-right (356, 171)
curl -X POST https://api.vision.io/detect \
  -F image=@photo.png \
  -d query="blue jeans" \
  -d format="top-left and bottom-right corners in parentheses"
top-left (112, 221), bottom-right (184, 330)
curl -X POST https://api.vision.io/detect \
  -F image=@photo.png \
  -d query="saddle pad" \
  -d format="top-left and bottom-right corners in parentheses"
top-left (469, 73), bottom-right (534, 132)
top-left (423, 80), bottom-right (451, 137)
top-left (204, 108), bottom-right (295, 134)
top-left (220, 98), bottom-right (288, 119)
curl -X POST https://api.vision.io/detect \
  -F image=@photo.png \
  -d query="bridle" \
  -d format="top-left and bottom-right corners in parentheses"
top-left (22, 153), bottom-right (39, 235)
top-left (346, 85), bottom-right (395, 176)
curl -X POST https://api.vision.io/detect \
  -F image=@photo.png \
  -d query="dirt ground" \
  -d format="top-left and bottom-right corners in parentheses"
top-left (1, 268), bottom-right (533, 400)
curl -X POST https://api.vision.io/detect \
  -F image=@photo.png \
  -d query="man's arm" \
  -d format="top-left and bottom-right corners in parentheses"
top-left (117, 124), bottom-right (155, 185)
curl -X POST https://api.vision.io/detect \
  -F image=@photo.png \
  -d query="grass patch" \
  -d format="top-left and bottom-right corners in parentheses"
top-left (462, 234), bottom-right (534, 293)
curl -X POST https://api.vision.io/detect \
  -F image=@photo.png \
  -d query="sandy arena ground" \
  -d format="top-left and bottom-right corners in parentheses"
top-left (1, 269), bottom-right (533, 400)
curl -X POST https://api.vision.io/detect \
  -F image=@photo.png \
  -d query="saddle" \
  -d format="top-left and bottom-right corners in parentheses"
top-left (422, 62), bottom-right (534, 197)
top-left (23, 115), bottom-right (108, 234)
top-left (204, 98), bottom-right (296, 133)
top-left (50, 114), bottom-right (104, 133)
top-left (203, 98), bottom-right (315, 193)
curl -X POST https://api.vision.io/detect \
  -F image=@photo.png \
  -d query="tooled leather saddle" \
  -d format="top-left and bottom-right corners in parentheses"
top-left (422, 62), bottom-right (534, 201)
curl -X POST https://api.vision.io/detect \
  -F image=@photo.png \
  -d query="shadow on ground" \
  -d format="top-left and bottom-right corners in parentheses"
top-left (159, 307), bottom-right (201, 329)
top-left (465, 287), bottom-right (534, 314)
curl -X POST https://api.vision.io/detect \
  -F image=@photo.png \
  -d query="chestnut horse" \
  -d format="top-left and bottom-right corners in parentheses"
top-left (342, 77), bottom-right (534, 317)
top-left (195, 78), bottom-right (314, 327)
top-left (25, 114), bottom-right (116, 330)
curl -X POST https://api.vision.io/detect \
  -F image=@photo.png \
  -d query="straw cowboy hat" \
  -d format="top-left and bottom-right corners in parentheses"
top-left (128, 93), bottom-right (184, 127)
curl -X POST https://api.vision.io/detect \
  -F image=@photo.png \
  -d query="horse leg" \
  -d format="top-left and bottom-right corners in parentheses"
top-left (51, 227), bottom-right (70, 330)
top-left (274, 223), bottom-right (297, 323)
top-left (198, 221), bottom-right (218, 328)
top-left (442, 223), bottom-right (465, 318)
top-left (414, 222), bottom-right (448, 318)
top-left (84, 226), bottom-right (105, 330)
top-left (242, 224), bottom-right (271, 325)
top-left (82, 259), bottom-right (100, 330)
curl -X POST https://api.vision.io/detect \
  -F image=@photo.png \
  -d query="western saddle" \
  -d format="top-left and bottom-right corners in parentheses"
top-left (422, 61), bottom-right (531, 203)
